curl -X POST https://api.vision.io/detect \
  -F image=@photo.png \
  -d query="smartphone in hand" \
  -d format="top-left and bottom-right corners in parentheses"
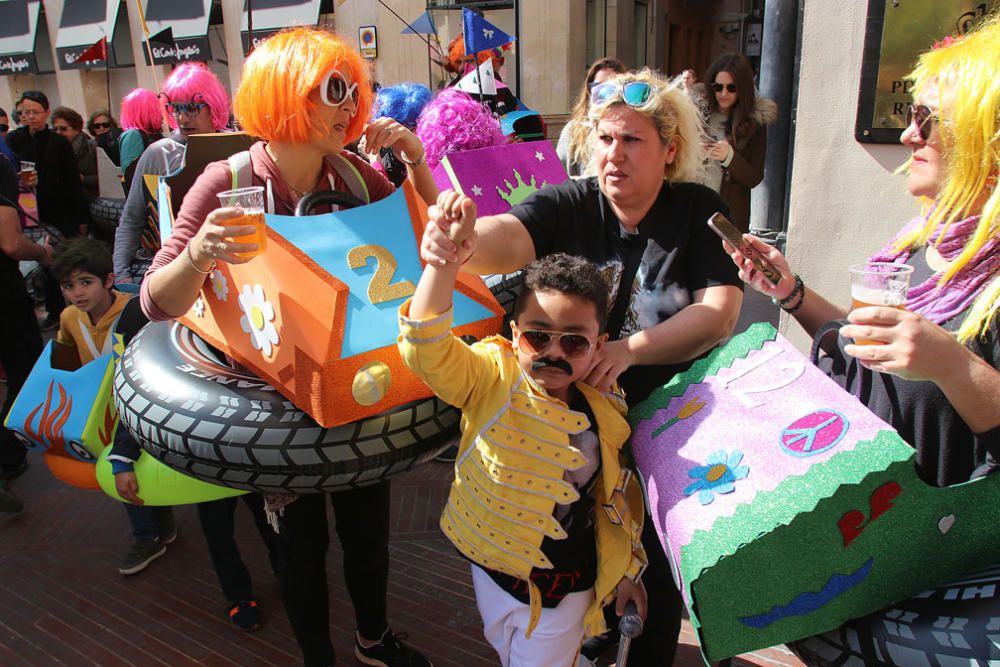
top-left (707, 212), bottom-right (782, 287)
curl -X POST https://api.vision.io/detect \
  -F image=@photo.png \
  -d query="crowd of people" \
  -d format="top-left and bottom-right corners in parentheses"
top-left (0, 12), bottom-right (996, 667)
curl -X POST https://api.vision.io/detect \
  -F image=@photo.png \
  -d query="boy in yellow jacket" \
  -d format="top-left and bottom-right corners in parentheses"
top-left (399, 191), bottom-right (647, 666)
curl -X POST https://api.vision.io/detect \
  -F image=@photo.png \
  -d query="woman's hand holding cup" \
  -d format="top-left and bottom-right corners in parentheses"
top-left (189, 207), bottom-right (260, 269)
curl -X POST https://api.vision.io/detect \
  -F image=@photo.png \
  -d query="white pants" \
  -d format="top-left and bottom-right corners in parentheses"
top-left (472, 564), bottom-right (594, 667)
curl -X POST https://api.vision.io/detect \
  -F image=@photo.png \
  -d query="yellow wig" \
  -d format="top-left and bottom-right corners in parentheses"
top-left (899, 14), bottom-right (1000, 342)
top-left (233, 27), bottom-right (373, 145)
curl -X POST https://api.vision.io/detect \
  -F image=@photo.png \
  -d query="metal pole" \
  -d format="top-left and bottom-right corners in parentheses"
top-left (750, 0), bottom-right (799, 238)
top-left (513, 0), bottom-right (520, 100)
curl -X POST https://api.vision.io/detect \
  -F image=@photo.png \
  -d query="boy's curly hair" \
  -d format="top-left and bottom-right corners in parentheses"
top-left (513, 253), bottom-right (609, 332)
top-left (52, 237), bottom-right (113, 284)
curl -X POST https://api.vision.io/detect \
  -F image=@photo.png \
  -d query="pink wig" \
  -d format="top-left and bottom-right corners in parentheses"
top-left (415, 89), bottom-right (507, 170)
top-left (161, 63), bottom-right (230, 131)
top-left (119, 88), bottom-right (162, 134)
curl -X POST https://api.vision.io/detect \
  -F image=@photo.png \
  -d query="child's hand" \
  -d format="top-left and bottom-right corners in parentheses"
top-left (425, 190), bottom-right (478, 266)
top-left (114, 470), bottom-right (143, 505)
top-left (615, 577), bottom-right (648, 622)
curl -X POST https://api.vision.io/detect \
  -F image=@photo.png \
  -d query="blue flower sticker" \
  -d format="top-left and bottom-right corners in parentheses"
top-left (684, 450), bottom-right (749, 505)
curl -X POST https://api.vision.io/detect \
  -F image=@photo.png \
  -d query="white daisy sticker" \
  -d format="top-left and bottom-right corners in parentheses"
top-left (211, 269), bottom-right (229, 302)
top-left (192, 296), bottom-right (205, 318)
top-left (238, 284), bottom-right (280, 357)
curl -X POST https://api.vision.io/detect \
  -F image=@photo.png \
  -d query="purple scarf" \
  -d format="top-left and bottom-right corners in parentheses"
top-left (869, 213), bottom-right (1000, 325)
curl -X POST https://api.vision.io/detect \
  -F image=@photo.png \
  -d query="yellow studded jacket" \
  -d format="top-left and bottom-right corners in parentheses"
top-left (398, 301), bottom-right (647, 638)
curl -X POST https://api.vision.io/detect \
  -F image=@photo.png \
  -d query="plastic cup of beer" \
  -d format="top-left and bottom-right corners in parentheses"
top-left (19, 160), bottom-right (36, 187)
top-left (849, 262), bottom-right (913, 344)
top-left (216, 186), bottom-right (266, 259)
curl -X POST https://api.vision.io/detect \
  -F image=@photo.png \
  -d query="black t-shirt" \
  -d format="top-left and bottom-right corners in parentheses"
top-left (511, 177), bottom-right (743, 404)
top-left (814, 247), bottom-right (1000, 487)
top-left (486, 389), bottom-right (600, 607)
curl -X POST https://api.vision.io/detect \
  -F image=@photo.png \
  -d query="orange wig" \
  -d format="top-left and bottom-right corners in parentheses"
top-left (233, 27), bottom-right (373, 145)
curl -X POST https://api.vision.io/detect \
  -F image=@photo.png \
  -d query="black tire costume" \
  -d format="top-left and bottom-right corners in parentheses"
top-left (789, 565), bottom-right (1000, 665)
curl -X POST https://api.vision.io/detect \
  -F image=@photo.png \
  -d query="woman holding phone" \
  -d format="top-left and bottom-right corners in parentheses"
top-left (725, 19), bottom-right (1000, 490)
top-left (699, 53), bottom-right (777, 232)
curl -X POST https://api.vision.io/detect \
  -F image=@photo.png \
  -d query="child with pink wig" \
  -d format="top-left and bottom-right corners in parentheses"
top-left (117, 88), bottom-right (165, 196)
top-left (416, 88), bottom-right (508, 171)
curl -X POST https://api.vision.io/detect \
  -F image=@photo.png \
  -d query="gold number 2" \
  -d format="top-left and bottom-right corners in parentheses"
top-left (347, 244), bottom-right (416, 305)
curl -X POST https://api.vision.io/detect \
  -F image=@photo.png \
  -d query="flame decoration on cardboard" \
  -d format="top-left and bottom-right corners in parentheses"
top-left (627, 323), bottom-right (1000, 662)
top-left (159, 178), bottom-right (503, 428)
top-left (431, 141), bottom-right (567, 217)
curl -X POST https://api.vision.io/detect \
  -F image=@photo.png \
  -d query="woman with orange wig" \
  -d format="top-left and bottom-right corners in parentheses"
top-left (140, 27), bottom-right (435, 667)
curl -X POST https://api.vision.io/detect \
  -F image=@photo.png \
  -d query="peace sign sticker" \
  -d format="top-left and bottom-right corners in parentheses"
top-left (780, 409), bottom-right (849, 457)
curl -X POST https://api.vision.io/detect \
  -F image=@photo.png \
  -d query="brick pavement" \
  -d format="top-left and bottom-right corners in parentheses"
top-left (0, 453), bottom-right (803, 667)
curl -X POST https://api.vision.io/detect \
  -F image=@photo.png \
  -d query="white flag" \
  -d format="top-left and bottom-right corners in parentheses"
top-left (456, 59), bottom-right (497, 96)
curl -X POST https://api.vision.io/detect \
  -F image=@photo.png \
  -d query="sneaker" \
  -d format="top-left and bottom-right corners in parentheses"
top-left (0, 484), bottom-right (23, 514)
top-left (118, 541), bottom-right (166, 575)
top-left (157, 511), bottom-right (177, 545)
top-left (228, 599), bottom-right (262, 631)
top-left (355, 629), bottom-right (432, 667)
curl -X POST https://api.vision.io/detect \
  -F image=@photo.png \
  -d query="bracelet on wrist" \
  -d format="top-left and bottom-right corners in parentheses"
top-left (771, 274), bottom-right (803, 309)
top-left (399, 150), bottom-right (426, 167)
top-left (782, 287), bottom-right (805, 314)
top-left (186, 244), bottom-right (215, 275)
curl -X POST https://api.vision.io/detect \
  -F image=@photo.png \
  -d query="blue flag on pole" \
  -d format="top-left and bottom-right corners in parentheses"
top-left (462, 7), bottom-right (514, 55)
top-left (401, 10), bottom-right (436, 36)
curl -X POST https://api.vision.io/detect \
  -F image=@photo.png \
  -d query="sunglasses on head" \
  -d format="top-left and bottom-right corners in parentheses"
top-left (320, 69), bottom-right (359, 112)
top-left (166, 102), bottom-right (208, 118)
top-left (905, 103), bottom-right (939, 142)
top-left (589, 81), bottom-right (657, 109)
top-left (518, 329), bottom-right (595, 359)
top-left (91, 121), bottom-right (111, 129)
top-left (712, 82), bottom-right (737, 93)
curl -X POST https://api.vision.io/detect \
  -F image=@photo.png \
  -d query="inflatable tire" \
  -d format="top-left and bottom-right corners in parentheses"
top-left (89, 197), bottom-right (124, 241)
top-left (114, 321), bottom-right (460, 494)
top-left (789, 565), bottom-right (1000, 666)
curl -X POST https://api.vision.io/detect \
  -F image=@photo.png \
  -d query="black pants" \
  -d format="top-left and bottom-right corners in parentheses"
top-left (41, 266), bottom-right (65, 325)
top-left (197, 494), bottom-right (279, 604)
top-left (626, 510), bottom-right (684, 666)
top-left (0, 271), bottom-right (43, 467)
top-left (277, 482), bottom-right (391, 667)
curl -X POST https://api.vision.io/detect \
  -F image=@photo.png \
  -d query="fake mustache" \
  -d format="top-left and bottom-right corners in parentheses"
top-left (531, 358), bottom-right (573, 375)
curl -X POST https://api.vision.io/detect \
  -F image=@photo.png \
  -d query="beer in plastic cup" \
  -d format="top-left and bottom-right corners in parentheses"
top-left (216, 186), bottom-right (266, 259)
top-left (19, 160), bottom-right (35, 175)
top-left (848, 262), bottom-right (913, 344)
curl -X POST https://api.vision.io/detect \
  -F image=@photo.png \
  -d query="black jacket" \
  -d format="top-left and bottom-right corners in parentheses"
top-left (6, 126), bottom-right (89, 237)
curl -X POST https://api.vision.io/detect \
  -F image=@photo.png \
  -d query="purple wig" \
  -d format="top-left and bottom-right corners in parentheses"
top-left (161, 63), bottom-right (230, 131)
top-left (416, 89), bottom-right (507, 170)
top-left (119, 88), bottom-right (162, 134)
top-left (373, 82), bottom-right (432, 129)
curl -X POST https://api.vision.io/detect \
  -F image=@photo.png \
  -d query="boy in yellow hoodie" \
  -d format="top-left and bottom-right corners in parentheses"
top-left (399, 192), bottom-right (647, 666)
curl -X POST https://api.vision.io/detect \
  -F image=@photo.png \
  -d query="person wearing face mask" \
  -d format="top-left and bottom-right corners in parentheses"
top-left (114, 63), bottom-right (230, 283)
top-left (141, 27), bottom-right (437, 667)
top-left (697, 53), bottom-right (777, 232)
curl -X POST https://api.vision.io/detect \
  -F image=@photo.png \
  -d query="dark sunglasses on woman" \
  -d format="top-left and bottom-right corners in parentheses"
top-left (518, 329), bottom-right (595, 359)
top-left (905, 103), bottom-right (939, 142)
top-left (589, 81), bottom-right (657, 109)
top-left (712, 82), bottom-right (737, 93)
top-left (91, 121), bottom-right (111, 129)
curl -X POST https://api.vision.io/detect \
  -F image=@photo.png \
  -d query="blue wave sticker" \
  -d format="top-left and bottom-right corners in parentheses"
top-left (738, 558), bottom-right (873, 629)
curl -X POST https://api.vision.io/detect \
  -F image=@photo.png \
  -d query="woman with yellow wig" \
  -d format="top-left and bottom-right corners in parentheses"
top-left (727, 15), bottom-right (1000, 489)
top-left (140, 27), bottom-right (435, 667)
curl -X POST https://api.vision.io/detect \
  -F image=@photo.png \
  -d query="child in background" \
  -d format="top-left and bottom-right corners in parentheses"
top-left (50, 237), bottom-right (178, 574)
top-left (398, 191), bottom-right (648, 666)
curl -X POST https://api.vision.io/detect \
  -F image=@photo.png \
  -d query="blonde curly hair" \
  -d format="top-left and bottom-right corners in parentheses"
top-left (586, 68), bottom-right (706, 183)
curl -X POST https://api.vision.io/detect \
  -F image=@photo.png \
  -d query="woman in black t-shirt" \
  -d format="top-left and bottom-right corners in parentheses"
top-left (423, 68), bottom-right (742, 667)
top-left (723, 22), bottom-right (1000, 489)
